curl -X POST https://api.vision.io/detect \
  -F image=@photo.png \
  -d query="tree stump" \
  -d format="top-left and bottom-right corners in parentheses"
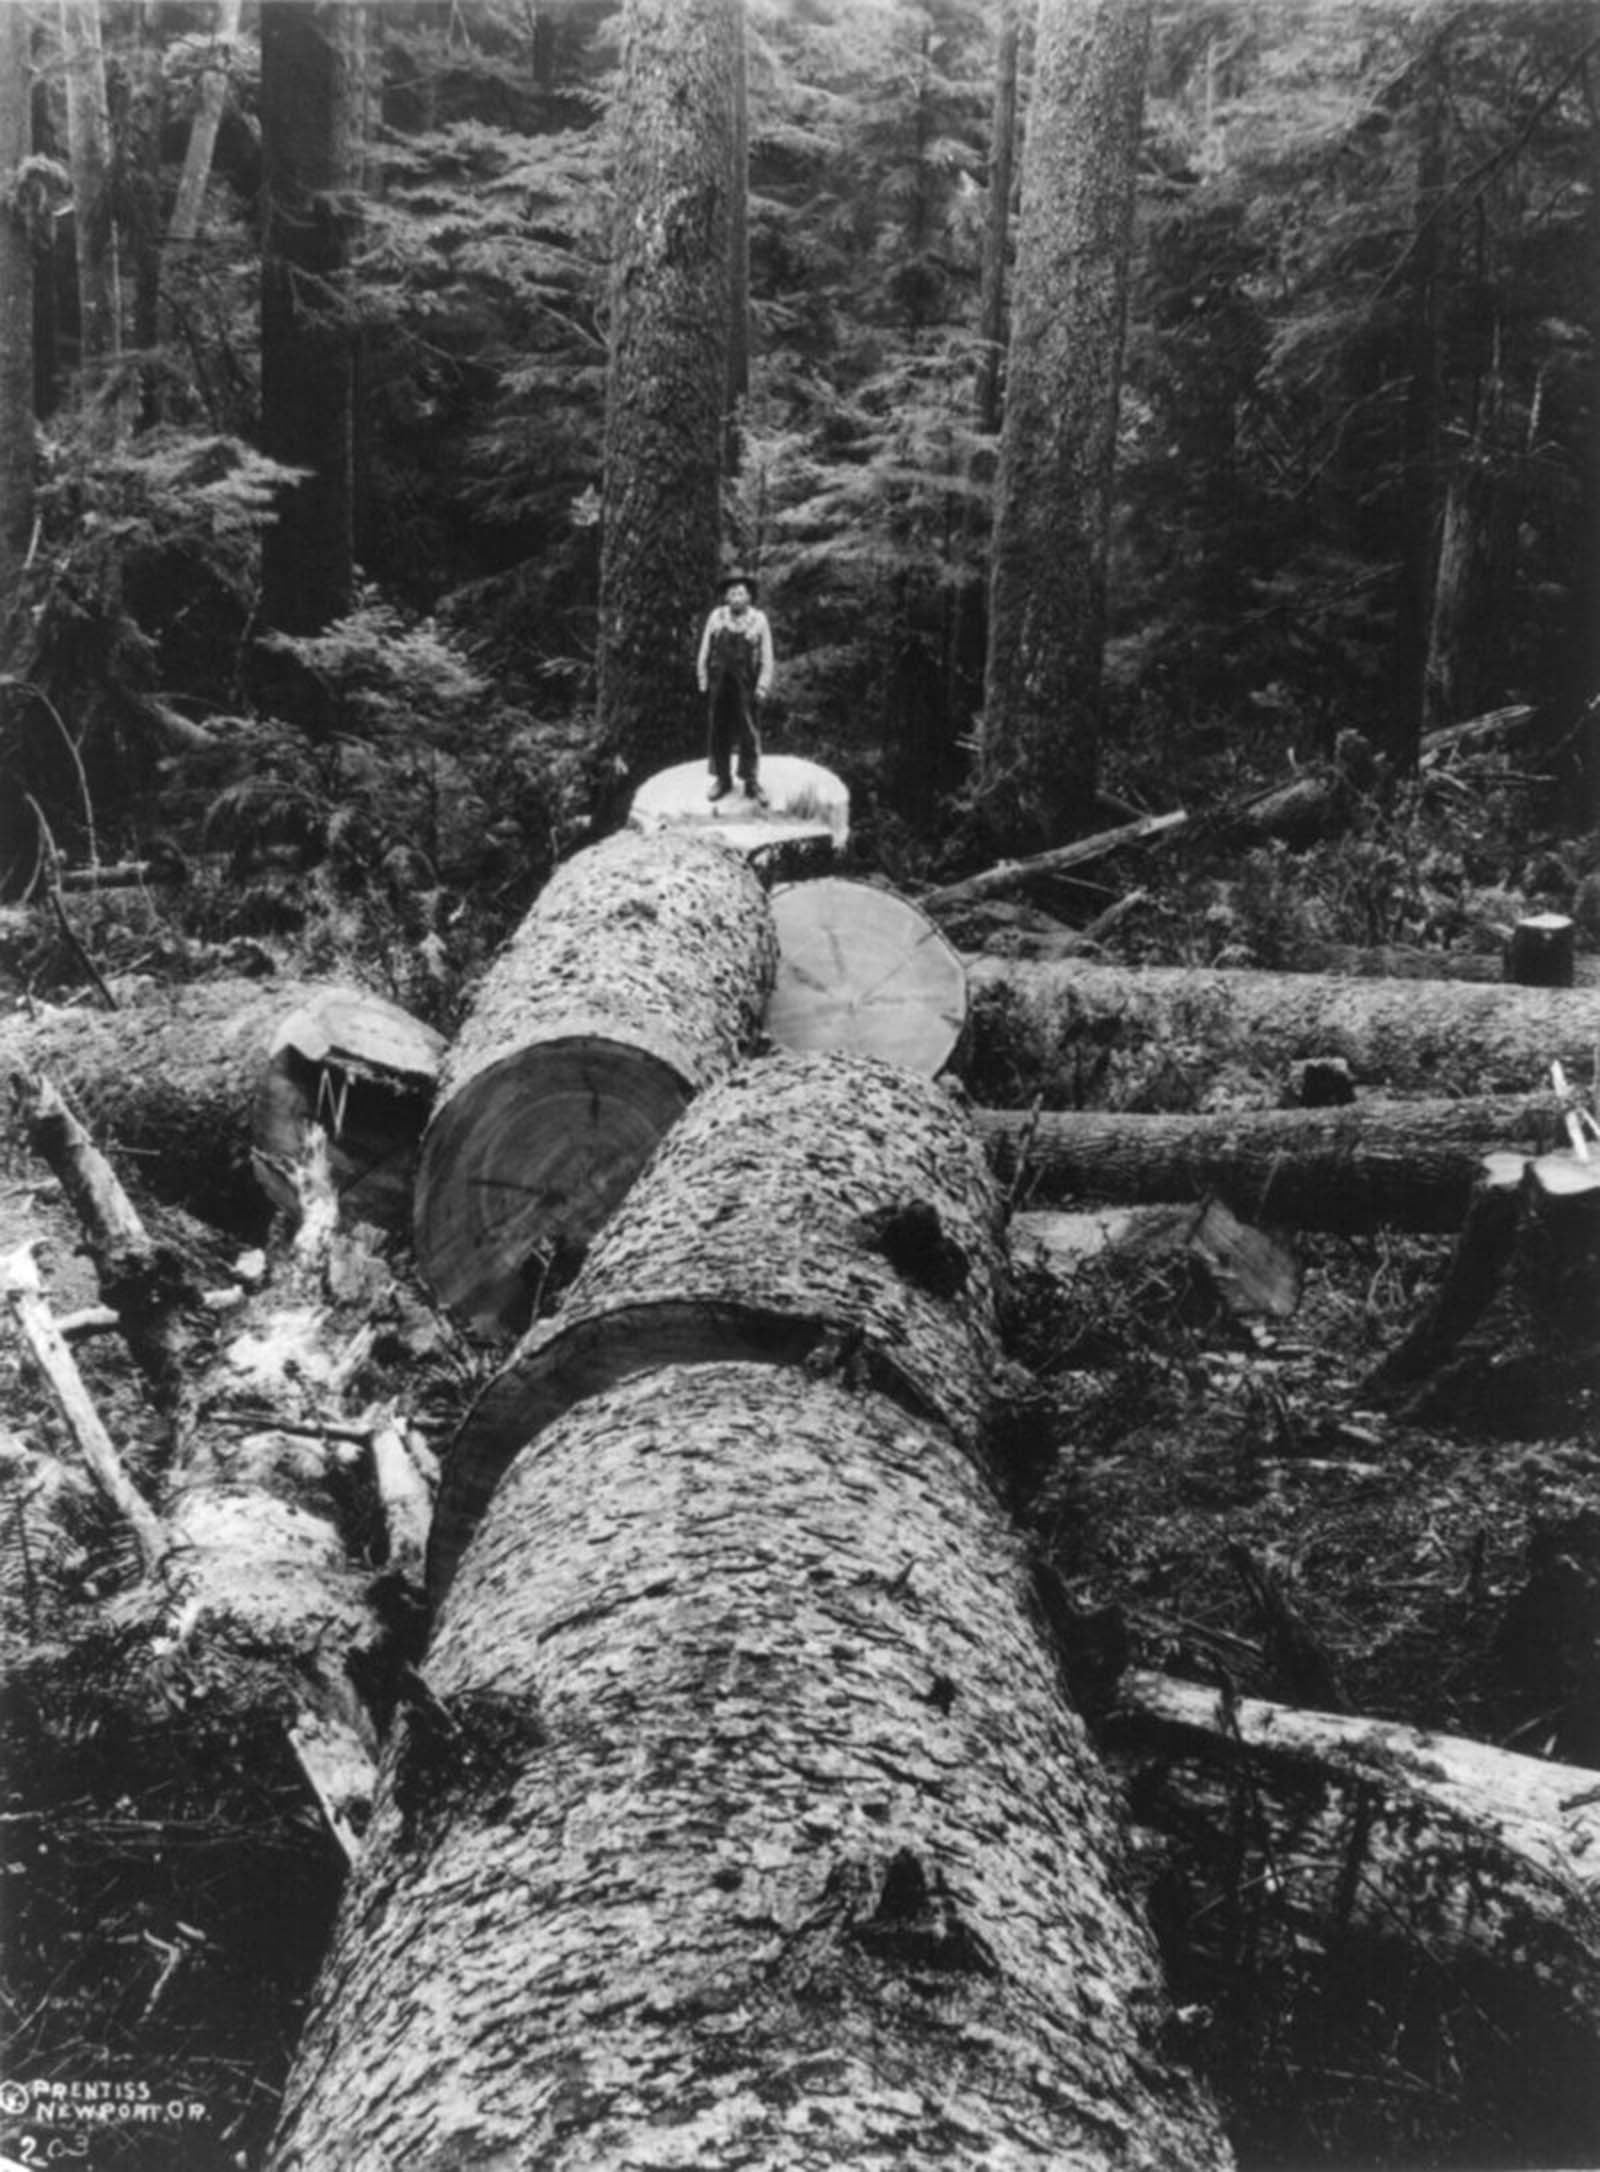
top-left (270, 1366), bottom-right (1230, 2172)
top-left (427, 1051), bottom-right (1007, 1603)
top-left (1505, 912), bottom-right (1576, 988)
top-left (413, 831), bottom-right (777, 1335)
top-left (629, 754), bottom-right (849, 880)
top-left (764, 878), bottom-right (968, 1074)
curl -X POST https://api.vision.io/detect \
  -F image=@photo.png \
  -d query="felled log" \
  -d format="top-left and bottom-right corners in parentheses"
top-left (413, 830), bottom-right (777, 1334)
top-left (1111, 1670), bottom-right (1600, 2159)
top-left (1264, 941), bottom-right (1600, 989)
top-left (252, 986), bottom-right (444, 1233)
top-left (629, 754), bottom-right (848, 880)
top-left (270, 1362), bottom-right (1230, 2172)
top-left (764, 878), bottom-right (968, 1074)
top-left (916, 807), bottom-right (1185, 915)
top-left (0, 977), bottom-right (422, 1231)
top-left (1420, 701), bottom-right (1537, 767)
top-left (428, 1051), bottom-right (1008, 1602)
top-left (979, 1093), bottom-right (1564, 1234)
top-left (964, 957), bottom-right (1600, 1109)
top-left (1214, 730), bottom-right (1378, 850)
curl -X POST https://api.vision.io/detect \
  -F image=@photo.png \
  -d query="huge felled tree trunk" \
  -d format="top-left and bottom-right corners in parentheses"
top-left (595, 0), bottom-right (739, 797)
top-left (429, 1050), bottom-right (1007, 1600)
top-left (977, 0), bottom-right (1152, 851)
top-left (964, 957), bottom-right (1600, 1108)
top-left (271, 1365), bottom-right (1229, 2172)
top-left (0, 1), bottom-right (33, 610)
top-left (413, 830), bottom-right (776, 1335)
top-left (259, 0), bottom-right (365, 635)
top-left (979, 1092), bottom-right (1564, 1234)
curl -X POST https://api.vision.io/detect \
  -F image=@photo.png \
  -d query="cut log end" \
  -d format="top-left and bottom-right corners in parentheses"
top-left (252, 987), bottom-right (444, 1234)
top-left (765, 878), bottom-right (968, 1074)
top-left (412, 1039), bottom-right (693, 1334)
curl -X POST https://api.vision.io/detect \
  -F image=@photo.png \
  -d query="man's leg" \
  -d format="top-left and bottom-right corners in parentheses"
top-left (707, 684), bottom-right (734, 799)
top-left (735, 692), bottom-right (765, 803)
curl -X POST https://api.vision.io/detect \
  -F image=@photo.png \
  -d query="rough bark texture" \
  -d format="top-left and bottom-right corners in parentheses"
top-left (596, 0), bottom-right (738, 791)
top-left (259, 0), bottom-right (364, 633)
top-left (765, 878), bottom-right (968, 1075)
top-left (977, 0), bottom-right (1152, 849)
top-left (272, 1365), bottom-right (1231, 2172)
top-left (0, 977), bottom-right (365, 1230)
top-left (974, 0), bottom-right (1021, 436)
top-left (58, 0), bottom-right (120, 386)
top-left (413, 830), bottom-right (776, 1335)
top-left (979, 1093), bottom-right (1565, 1234)
top-left (0, 2), bottom-right (34, 607)
top-left (1112, 1671), bottom-right (1600, 2160)
top-left (429, 1051), bottom-right (1008, 1602)
top-left (964, 957), bottom-right (1600, 1109)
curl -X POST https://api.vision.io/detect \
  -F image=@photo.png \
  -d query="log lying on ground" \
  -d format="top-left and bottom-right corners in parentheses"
top-left (1110, 1670), bottom-right (1600, 2158)
top-left (916, 807), bottom-right (1185, 915)
top-left (270, 1365), bottom-right (1231, 2172)
top-left (0, 977), bottom-right (435, 1232)
top-left (428, 1051), bottom-right (1007, 1602)
top-left (629, 754), bottom-right (849, 880)
top-left (964, 957), bottom-right (1600, 1108)
top-left (1282, 941), bottom-right (1600, 989)
top-left (413, 831), bottom-right (777, 1335)
top-left (764, 878), bottom-right (968, 1073)
top-left (980, 1093), bottom-right (1564, 1233)
top-left (1213, 730), bottom-right (1378, 851)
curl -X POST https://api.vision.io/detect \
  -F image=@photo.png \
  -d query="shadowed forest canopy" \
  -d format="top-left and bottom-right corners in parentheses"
top-left (0, 0), bottom-right (1595, 901)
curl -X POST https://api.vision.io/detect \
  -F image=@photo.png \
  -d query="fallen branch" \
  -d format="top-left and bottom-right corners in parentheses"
top-left (918, 809), bottom-right (1186, 915)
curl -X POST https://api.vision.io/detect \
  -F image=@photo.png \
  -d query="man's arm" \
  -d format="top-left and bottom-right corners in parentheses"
top-left (696, 608), bottom-right (719, 692)
top-left (755, 610), bottom-right (775, 700)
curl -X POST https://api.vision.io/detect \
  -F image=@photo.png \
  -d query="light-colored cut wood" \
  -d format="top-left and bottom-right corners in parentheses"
top-left (765, 878), bottom-right (968, 1074)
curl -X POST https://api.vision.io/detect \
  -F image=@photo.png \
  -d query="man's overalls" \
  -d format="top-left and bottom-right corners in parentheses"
top-left (705, 616), bottom-right (763, 795)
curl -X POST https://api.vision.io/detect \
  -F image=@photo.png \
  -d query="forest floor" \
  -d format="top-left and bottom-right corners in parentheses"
top-left (1, 775), bottom-right (1597, 2170)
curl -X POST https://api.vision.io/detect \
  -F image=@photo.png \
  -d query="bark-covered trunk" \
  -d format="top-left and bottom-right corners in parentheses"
top-left (980, 1093), bottom-right (1564, 1234)
top-left (273, 1364), bottom-right (1230, 2171)
top-left (977, 0), bottom-right (1152, 851)
top-left (429, 1049), bottom-right (1008, 1601)
top-left (1112, 1671), bottom-right (1600, 2163)
top-left (0, 978), bottom-right (433, 1233)
top-left (57, 0), bottom-right (121, 403)
top-left (259, 0), bottom-right (365, 635)
top-left (0, 2), bottom-right (33, 610)
top-left (413, 830), bottom-right (775, 1335)
top-left (974, 0), bottom-right (1021, 437)
top-left (963, 957), bottom-right (1600, 1108)
top-left (168, 0), bottom-right (245, 246)
top-left (595, 0), bottom-right (739, 796)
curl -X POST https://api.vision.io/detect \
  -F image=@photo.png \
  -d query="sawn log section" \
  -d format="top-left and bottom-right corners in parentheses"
top-left (272, 1369), bottom-right (1229, 2168)
top-left (413, 830), bottom-right (777, 1333)
top-left (428, 1052), bottom-right (1008, 1603)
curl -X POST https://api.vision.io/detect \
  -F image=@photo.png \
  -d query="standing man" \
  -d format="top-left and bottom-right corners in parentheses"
top-left (697, 571), bottom-right (774, 806)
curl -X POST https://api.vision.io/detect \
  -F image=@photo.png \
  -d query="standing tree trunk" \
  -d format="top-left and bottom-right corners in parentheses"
top-left (259, 0), bottom-right (366, 635)
top-left (57, 0), bottom-right (121, 414)
top-left (977, 0), bottom-right (1151, 852)
top-left (0, 2), bottom-right (34, 612)
top-left (727, 0), bottom-right (749, 445)
top-left (974, 0), bottom-right (1022, 437)
top-left (595, 0), bottom-right (739, 800)
top-left (124, 0), bottom-right (165, 417)
top-left (168, 0), bottom-right (246, 246)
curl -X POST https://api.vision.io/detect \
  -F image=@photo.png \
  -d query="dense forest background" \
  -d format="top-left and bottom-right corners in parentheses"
top-left (2, 0), bottom-right (1596, 987)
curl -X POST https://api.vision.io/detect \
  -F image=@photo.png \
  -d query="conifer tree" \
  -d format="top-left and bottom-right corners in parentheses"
top-left (0, 3), bottom-right (33, 615)
top-left (596, 0), bottom-right (740, 796)
top-left (977, 0), bottom-right (1152, 851)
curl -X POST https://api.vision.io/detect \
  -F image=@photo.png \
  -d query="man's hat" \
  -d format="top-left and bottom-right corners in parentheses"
top-left (717, 569), bottom-right (759, 601)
